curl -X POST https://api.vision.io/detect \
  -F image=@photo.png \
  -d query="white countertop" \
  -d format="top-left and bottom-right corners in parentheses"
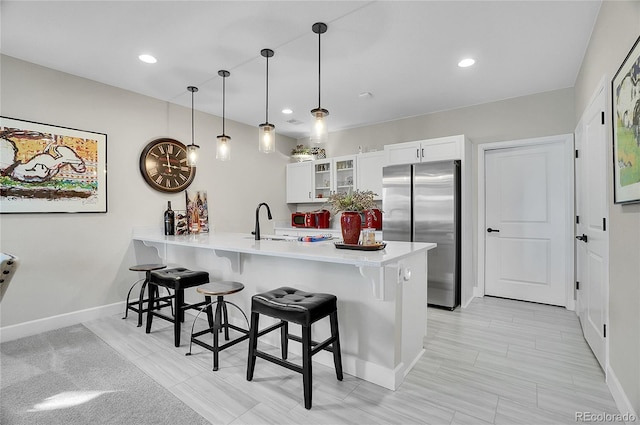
top-left (133, 227), bottom-right (435, 267)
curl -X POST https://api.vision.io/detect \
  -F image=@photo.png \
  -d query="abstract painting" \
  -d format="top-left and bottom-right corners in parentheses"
top-left (0, 117), bottom-right (107, 213)
top-left (612, 35), bottom-right (640, 204)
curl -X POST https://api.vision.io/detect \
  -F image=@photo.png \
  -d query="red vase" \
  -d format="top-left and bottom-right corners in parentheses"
top-left (340, 211), bottom-right (362, 245)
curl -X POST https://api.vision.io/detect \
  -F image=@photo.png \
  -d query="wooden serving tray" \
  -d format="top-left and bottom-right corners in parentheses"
top-left (334, 242), bottom-right (387, 251)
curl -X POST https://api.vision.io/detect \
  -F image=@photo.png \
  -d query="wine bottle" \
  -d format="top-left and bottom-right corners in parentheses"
top-left (164, 201), bottom-right (175, 235)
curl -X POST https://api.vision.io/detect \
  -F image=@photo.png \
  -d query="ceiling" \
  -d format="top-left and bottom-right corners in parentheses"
top-left (1, 1), bottom-right (601, 140)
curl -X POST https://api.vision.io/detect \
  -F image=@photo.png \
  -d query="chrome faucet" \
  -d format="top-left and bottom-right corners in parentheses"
top-left (254, 202), bottom-right (272, 240)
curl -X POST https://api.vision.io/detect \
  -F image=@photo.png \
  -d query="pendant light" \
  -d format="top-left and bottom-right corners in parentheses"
top-left (216, 70), bottom-right (231, 161)
top-left (310, 22), bottom-right (328, 145)
top-left (186, 86), bottom-right (199, 166)
top-left (259, 48), bottom-right (275, 154)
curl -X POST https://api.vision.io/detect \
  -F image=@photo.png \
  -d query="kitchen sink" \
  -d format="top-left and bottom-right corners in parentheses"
top-left (244, 235), bottom-right (297, 242)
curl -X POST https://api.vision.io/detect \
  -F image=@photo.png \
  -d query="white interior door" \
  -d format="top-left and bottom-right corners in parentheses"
top-left (575, 82), bottom-right (609, 371)
top-left (484, 141), bottom-right (570, 306)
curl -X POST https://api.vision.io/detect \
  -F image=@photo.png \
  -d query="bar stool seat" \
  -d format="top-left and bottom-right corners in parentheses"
top-left (246, 286), bottom-right (343, 410)
top-left (123, 264), bottom-right (171, 327)
top-left (145, 267), bottom-right (210, 347)
top-left (186, 281), bottom-right (250, 371)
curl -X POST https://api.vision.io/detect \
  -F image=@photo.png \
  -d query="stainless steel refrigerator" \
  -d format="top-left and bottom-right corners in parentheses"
top-left (383, 160), bottom-right (461, 309)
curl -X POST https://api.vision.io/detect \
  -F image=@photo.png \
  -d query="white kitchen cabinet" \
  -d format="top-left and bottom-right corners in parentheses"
top-left (286, 161), bottom-right (313, 203)
top-left (312, 158), bottom-right (332, 200)
top-left (385, 135), bottom-right (463, 165)
top-left (357, 150), bottom-right (385, 199)
top-left (313, 155), bottom-right (356, 202)
top-left (333, 155), bottom-right (357, 196)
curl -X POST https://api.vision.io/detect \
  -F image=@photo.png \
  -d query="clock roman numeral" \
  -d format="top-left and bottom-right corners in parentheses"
top-left (158, 145), bottom-right (165, 154)
top-left (178, 174), bottom-right (187, 182)
top-left (180, 166), bottom-right (190, 172)
top-left (165, 179), bottom-right (172, 188)
top-left (167, 144), bottom-right (174, 154)
top-left (149, 167), bottom-right (158, 177)
top-left (155, 175), bottom-right (163, 185)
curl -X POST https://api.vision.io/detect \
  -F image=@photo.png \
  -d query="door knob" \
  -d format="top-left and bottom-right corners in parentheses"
top-left (487, 228), bottom-right (500, 233)
top-left (576, 234), bottom-right (588, 242)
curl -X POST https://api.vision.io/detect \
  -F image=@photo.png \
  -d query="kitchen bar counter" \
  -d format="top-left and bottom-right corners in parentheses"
top-left (133, 226), bottom-right (431, 268)
top-left (132, 227), bottom-right (436, 390)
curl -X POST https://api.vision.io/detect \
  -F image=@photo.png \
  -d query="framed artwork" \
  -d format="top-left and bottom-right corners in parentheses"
top-left (612, 35), bottom-right (640, 204)
top-left (185, 190), bottom-right (209, 233)
top-left (0, 116), bottom-right (107, 213)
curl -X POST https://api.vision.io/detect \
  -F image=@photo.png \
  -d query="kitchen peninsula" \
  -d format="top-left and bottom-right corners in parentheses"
top-left (132, 227), bottom-right (436, 390)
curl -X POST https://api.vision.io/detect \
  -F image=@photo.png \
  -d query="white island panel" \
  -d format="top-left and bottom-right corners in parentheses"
top-left (132, 227), bottom-right (435, 390)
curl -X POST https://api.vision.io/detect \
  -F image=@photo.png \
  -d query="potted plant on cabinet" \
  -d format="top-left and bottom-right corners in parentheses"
top-left (290, 145), bottom-right (314, 162)
top-left (325, 190), bottom-right (378, 244)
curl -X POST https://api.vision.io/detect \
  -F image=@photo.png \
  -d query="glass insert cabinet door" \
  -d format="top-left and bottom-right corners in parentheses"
top-left (314, 159), bottom-right (332, 200)
top-left (334, 158), bottom-right (355, 196)
top-left (313, 156), bottom-right (356, 201)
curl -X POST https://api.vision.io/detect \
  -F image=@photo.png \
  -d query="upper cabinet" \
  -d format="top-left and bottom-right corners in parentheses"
top-left (385, 135), bottom-right (463, 165)
top-left (287, 135), bottom-right (469, 205)
top-left (333, 155), bottom-right (357, 197)
top-left (313, 155), bottom-right (356, 201)
top-left (356, 151), bottom-right (385, 199)
top-left (286, 161), bottom-right (313, 203)
top-left (287, 155), bottom-right (358, 204)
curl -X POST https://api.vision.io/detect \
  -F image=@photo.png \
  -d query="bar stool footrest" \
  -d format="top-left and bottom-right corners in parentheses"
top-left (254, 349), bottom-right (303, 374)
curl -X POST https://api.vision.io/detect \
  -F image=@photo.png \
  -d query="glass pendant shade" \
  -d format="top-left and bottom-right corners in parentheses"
top-left (310, 108), bottom-right (328, 144)
top-left (186, 143), bottom-right (199, 166)
top-left (259, 123), bottom-right (275, 153)
top-left (216, 135), bottom-right (231, 161)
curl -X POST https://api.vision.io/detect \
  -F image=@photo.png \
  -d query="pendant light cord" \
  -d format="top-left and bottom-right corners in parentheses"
top-left (265, 54), bottom-right (269, 123)
top-left (222, 75), bottom-right (226, 135)
top-left (317, 28), bottom-right (321, 109)
top-left (191, 89), bottom-right (195, 145)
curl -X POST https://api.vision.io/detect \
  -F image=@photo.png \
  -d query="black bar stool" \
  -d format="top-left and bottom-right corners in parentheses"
top-left (186, 281), bottom-right (250, 371)
top-left (246, 287), bottom-right (343, 410)
top-left (123, 264), bottom-right (172, 327)
top-left (145, 267), bottom-right (210, 347)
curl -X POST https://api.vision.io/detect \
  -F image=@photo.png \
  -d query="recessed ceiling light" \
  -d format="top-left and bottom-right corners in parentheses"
top-left (458, 58), bottom-right (475, 68)
top-left (358, 92), bottom-right (373, 99)
top-left (138, 54), bottom-right (157, 64)
top-left (282, 108), bottom-right (293, 114)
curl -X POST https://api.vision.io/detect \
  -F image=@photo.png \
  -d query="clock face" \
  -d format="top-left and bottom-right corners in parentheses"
top-left (139, 138), bottom-right (196, 193)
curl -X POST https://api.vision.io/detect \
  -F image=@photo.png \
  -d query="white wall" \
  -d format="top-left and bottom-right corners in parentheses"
top-left (0, 55), bottom-right (296, 329)
top-left (574, 1), bottom-right (640, 415)
top-left (300, 87), bottom-right (576, 298)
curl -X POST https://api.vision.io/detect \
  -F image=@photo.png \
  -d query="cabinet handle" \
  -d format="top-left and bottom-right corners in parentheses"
top-left (308, 191), bottom-right (311, 199)
top-left (416, 148), bottom-right (420, 159)
top-left (421, 148), bottom-right (424, 158)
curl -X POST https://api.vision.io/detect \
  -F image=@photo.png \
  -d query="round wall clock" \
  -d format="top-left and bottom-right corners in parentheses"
top-left (139, 138), bottom-right (196, 193)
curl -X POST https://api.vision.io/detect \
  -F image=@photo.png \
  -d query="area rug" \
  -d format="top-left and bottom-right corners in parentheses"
top-left (1, 324), bottom-right (211, 425)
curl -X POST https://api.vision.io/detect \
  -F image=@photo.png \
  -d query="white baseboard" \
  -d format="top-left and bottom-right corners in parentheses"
top-left (0, 302), bottom-right (123, 343)
top-left (460, 286), bottom-right (482, 308)
top-left (607, 365), bottom-right (639, 423)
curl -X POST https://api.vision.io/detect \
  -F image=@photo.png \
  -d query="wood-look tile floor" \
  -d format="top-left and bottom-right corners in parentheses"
top-left (84, 296), bottom-right (620, 424)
